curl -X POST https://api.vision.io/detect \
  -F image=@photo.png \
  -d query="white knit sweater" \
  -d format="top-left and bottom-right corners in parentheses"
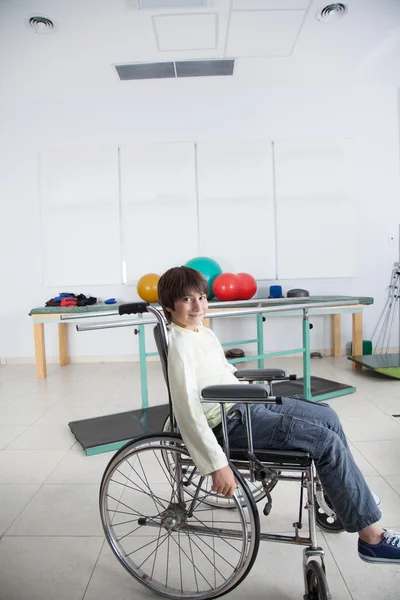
top-left (167, 322), bottom-right (240, 476)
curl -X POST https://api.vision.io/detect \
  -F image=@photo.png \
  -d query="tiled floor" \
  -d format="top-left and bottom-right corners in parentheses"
top-left (1, 357), bottom-right (400, 599)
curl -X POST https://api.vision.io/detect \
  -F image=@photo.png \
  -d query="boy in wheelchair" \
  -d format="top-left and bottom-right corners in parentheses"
top-left (157, 265), bottom-right (400, 565)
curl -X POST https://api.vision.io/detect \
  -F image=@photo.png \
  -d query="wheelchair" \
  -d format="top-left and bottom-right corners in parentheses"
top-left (99, 302), bottom-right (344, 600)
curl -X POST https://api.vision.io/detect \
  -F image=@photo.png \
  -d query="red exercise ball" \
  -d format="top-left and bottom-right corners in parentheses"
top-left (212, 273), bottom-right (241, 301)
top-left (236, 273), bottom-right (257, 300)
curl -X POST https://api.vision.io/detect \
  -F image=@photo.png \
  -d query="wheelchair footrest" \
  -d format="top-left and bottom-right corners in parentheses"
top-left (230, 448), bottom-right (312, 467)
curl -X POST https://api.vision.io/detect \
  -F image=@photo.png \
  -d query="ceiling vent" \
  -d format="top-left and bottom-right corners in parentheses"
top-left (175, 59), bottom-right (234, 78)
top-left (115, 59), bottom-right (235, 80)
top-left (316, 3), bottom-right (348, 22)
top-left (115, 62), bottom-right (175, 80)
top-left (137, 0), bottom-right (206, 8)
top-left (26, 16), bottom-right (56, 33)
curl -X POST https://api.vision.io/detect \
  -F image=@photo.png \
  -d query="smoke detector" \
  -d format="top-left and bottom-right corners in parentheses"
top-left (316, 3), bottom-right (348, 23)
top-left (26, 16), bottom-right (56, 34)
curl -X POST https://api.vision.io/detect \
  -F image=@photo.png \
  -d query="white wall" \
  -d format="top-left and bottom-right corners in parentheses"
top-left (1, 79), bottom-right (400, 361)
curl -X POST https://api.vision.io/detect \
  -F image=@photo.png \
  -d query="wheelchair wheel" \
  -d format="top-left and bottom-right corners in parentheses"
top-left (100, 433), bottom-right (260, 599)
top-left (305, 560), bottom-right (331, 600)
top-left (315, 492), bottom-right (345, 533)
top-left (162, 415), bottom-right (267, 509)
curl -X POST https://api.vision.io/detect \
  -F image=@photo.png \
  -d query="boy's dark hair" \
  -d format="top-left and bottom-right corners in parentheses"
top-left (158, 266), bottom-right (208, 323)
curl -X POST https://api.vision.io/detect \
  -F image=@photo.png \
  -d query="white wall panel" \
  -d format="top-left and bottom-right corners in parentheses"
top-left (197, 139), bottom-right (276, 278)
top-left (120, 142), bottom-right (198, 282)
top-left (274, 138), bottom-right (355, 279)
top-left (40, 146), bottom-right (121, 287)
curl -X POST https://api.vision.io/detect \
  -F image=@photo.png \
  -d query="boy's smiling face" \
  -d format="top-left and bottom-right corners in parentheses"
top-left (167, 290), bottom-right (208, 331)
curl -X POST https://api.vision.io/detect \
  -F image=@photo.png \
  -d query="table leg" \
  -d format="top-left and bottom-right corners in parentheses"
top-left (58, 323), bottom-right (69, 366)
top-left (352, 312), bottom-right (363, 370)
top-left (331, 314), bottom-right (342, 357)
top-left (34, 323), bottom-right (47, 379)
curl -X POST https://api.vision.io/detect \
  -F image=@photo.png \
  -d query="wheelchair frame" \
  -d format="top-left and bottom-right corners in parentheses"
top-left (96, 302), bottom-right (340, 600)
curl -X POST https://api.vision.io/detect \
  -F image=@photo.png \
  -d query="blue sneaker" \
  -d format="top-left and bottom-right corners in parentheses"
top-left (358, 529), bottom-right (400, 564)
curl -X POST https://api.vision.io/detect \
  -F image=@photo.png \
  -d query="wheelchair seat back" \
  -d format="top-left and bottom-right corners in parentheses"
top-left (153, 323), bottom-right (174, 412)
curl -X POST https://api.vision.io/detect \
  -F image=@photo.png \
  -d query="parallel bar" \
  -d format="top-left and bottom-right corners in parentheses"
top-left (60, 297), bottom-right (310, 322)
top-left (221, 338), bottom-right (258, 347)
top-left (61, 310), bottom-right (119, 320)
top-left (77, 316), bottom-right (157, 331)
top-left (204, 301), bottom-right (358, 320)
top-left (76, 300), bottom-right (359, 332)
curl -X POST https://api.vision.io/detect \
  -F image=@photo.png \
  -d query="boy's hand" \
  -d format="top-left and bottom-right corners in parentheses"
top-left (211, 465), bottom-right (237, 498)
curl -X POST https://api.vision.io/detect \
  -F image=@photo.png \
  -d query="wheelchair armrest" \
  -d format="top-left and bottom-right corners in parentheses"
top-left (201, 385), bottom-right (282, 404)
top-left (234, 369), bottom-right (297, 382)
top-left (202, 384), bottom-right (268, 399)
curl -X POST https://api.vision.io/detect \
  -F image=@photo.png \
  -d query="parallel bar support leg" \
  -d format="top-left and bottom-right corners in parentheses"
top-left (257, 314), bottom-right (265, 369)
top-left (302, 311), bottom-right (311, 400)
top-left (331, 314), bottom-right (342, 357)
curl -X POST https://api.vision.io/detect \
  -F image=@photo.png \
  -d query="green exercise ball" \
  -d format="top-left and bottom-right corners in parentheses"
top-left (185, 256), bottom-right (223, 300)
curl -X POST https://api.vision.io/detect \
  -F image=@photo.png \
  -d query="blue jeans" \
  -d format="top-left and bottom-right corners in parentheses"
top-left (213, 397), bottom-right (381, 533)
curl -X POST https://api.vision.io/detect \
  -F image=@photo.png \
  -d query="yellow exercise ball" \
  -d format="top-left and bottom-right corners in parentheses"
top-left (137, 273), bottom-right (160, 303)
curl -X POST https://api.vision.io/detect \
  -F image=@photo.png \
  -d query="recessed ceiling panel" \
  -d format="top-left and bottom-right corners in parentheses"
top-left (153, 13), bottom-right (217, 51)
top-left (233, 0), bottom-right (310, 8)
top-left (226, 10), bottom-right (306, 57)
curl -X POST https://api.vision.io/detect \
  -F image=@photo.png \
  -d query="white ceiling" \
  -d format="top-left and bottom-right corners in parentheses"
top-left (153, 13), bottom-right (218, 51)
top-left (0, 0), bottom-right (399, 94)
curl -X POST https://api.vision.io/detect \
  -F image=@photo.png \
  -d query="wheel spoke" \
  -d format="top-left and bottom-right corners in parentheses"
top-left (127, 529), bottom-right (171, 560)
top-left (188, 529), bottom-right (200, 593)
top-left (111, 473), bottom-right (169, 511)
top-left (120, 464), bottom-right (169, 511)
top-left (174, 529), bottom-right (229, 583)
top-left (188, 511), bottom-right (243, 556)
top-left (167, 529), bottom-right (215, 589)
top-left (151, 524), bottom-right (164, 580)
top-left (106, 492), bottom-right (161, 523)
top-left (137, 453), bottom-right (164, 516)
top-left (181, 522), bottom-right (240, 567)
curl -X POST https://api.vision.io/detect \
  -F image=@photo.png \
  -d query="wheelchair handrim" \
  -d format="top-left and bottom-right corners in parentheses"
top-left (100, 434), bottom-right (260, 600)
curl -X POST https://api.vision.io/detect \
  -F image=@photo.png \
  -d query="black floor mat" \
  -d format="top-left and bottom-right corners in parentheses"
top-left (69, 377), bottom-right (354, 453)
top-left (69, 404), bottom-right (169, 452)
top-left (273, 376), bottom-right (353, 398)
